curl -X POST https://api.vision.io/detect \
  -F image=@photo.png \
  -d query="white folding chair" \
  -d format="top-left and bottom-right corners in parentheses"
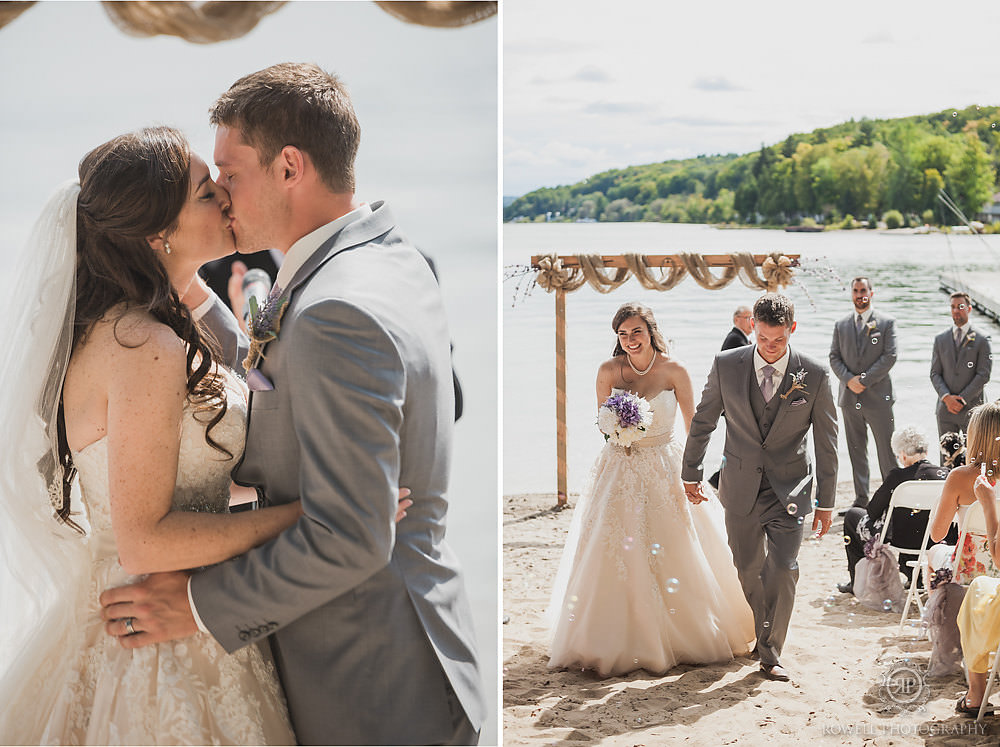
top-left (978, 635), bottom-right (1000, 723)
top-left (875, 481), bottom-right (946, 632)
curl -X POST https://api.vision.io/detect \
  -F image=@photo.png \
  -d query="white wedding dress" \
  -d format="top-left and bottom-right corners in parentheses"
top-left (548, 389), bottom-right (755, 676)
top-left (2, 370), bottom-right (295, 745)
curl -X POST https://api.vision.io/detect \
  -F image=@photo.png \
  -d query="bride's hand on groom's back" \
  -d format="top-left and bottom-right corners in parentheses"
top-left (99, 570), bottom-right (198, 649)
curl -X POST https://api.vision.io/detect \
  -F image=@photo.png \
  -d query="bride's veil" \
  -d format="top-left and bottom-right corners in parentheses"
top-left (0, 181), bottom-right (91, 712)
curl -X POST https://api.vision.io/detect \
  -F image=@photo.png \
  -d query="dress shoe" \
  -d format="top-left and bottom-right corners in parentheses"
top-left (760, 664), bottom-right (791, 682)
top-left (837, 581), bottom-right (853, 594)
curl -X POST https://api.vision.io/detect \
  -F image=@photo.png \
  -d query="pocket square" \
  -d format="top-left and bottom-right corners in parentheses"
top-left (789, 397), bottom-right (808, 407)
top-left (247, 368), bottom-right (274, 392)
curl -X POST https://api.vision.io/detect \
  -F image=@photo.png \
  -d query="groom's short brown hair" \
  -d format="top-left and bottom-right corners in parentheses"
top-left (753, 293), bottom-right (795, 328)
top-left (210, 62), bottom-right (360, 193)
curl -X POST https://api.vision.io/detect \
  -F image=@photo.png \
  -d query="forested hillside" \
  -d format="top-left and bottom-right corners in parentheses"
top-left (504, 106), bottom-right (1000, 227)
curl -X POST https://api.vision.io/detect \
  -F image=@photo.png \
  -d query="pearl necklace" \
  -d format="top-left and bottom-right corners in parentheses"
top-left (626, 351), bottom-right (656, 376)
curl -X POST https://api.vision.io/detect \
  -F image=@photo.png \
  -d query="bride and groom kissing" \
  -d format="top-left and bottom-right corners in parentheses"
top-left (0, 63), bottom-right (483, 745)
top-left (548, 295), bottom-right (838, 684)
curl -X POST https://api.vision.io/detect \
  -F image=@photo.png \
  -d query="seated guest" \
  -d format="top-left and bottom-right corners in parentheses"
top-left (955, 472), bottom-right (1000, 715)
top-left (840, 426), bottom-right (950, 594)
top-left (929, 402), bottom-right (1000, 585)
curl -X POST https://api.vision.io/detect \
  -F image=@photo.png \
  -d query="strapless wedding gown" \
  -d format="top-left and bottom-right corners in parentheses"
top-left (548, 389), bottom-right (754, 676)
top-left (0, 371), bottom-right (295, 745)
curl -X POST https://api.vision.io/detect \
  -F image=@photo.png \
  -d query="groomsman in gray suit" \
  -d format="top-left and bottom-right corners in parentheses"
top-left (101, 63), bottom-right (483, 745)
top-left (930, 291), bottom-right (993, 446)
top-left (683, 293), bottom-right (838, 683)
top-left (829, 277), bottom-right (899, 509)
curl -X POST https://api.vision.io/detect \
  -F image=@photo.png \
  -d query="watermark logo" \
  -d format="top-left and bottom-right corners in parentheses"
top-left (877, 659), bottom-right (929, 712)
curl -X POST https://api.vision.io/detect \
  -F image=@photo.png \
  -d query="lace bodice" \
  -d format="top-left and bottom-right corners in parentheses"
top-left (620, 388), bottom-right (676, 444)
top-left (71, 370), bottom-right (248, 558)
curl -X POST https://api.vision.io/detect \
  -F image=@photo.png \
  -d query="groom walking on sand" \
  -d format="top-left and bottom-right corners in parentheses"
top-left (100, 63), bottom-right (484, 745)
top-left (682, 293), bottom-right (838, 682)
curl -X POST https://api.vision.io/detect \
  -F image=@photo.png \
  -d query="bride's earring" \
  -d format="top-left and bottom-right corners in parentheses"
top-left (164, 240), bottom-right (172, 255)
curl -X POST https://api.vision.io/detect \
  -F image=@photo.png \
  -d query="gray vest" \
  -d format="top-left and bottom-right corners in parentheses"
top-left (749, 368), bottom-right (783, 491)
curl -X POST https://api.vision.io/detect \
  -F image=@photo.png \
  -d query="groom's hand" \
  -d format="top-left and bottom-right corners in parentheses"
top-left (99, 570), bottom-right (198, 649)
top-left (683, 481), bottom-right (706, 505)
top-left (812, 508), bottom-right (833, 538)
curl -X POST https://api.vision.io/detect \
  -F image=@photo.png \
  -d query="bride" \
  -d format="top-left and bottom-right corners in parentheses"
top-left (548, 303), bottom-right (754, 676)
top-left (0, 127), bottom-right (405, 744)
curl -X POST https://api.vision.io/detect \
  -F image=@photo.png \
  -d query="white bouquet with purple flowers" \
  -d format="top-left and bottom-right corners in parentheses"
top-left (598, 389), bottom-right (653, 448)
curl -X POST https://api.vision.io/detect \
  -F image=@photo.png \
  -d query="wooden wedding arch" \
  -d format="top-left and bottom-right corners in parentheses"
top-left (0, 1), bottom-right (497, 42)
top-left (529, 251), bottom-right (799, 506)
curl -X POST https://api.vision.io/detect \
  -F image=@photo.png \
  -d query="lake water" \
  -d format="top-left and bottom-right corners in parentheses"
top-left (503, 222), bottom-right (1000, 497)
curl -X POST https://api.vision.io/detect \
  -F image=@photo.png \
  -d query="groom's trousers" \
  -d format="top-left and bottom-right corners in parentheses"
top-left (724, 484), bottom-right (802, 668)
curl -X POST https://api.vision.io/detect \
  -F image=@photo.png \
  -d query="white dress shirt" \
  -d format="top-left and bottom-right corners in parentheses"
top-left (187, 202), bottom-right (373, 634)
top-left (954, 321), bottom-right (970, 346)
top-left (274, 203), bottom-right (372, 292)
top-left (856, 306), bottom-right (874, 330)
top-left (753, 345), bottom-right (790, 394)
top-left (188, 290), bottom-right (218, 322)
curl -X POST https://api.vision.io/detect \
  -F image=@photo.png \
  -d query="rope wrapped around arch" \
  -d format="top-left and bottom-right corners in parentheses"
top-left (374, 1), bottom-right (497, 27)
top-left (624, 253), bottom-right (688, 291)
top-left (534, 251), bottom-right (796, 294)
top-left (0, 1), bottom-right (496, 40)
top-left (534, 255), bottom-right (587, 293)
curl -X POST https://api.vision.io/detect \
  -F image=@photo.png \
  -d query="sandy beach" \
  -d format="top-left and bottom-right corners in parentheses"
top-left (502, 485), bottom-right (998, 746)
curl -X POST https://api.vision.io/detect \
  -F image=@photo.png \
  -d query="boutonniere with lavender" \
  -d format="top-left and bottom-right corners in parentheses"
top-left (963, 331), bottom-right (977, 348)
top-left (780, 368), bottom-right (809, 400)
top-left (242, 292), bottom-right (289, 374)
top-left (865, 320), bottom-right (878, 336)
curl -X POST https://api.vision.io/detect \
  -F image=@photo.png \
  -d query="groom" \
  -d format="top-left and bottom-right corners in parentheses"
top-left (100, 63), bottom-right (484, 745)
top-left (682, 293), bottom-right (838, 681)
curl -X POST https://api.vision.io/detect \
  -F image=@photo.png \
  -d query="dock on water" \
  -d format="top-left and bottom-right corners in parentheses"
top-left (940, 271), bottom-right (1000, 324)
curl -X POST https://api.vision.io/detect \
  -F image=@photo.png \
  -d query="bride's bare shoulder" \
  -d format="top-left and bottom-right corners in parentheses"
top-left (83, 306), bottom-right (184, 363)
top-left (660, 356), bottom-right (689, 376)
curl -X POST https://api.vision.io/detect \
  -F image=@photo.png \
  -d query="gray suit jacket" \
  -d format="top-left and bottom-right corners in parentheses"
top-left (190, 202), bottom-right (484, 744)
top-left (829, 309), bottom-right (897, 408)
top-left (681, 345), bottom-right (839, 516)
top-left (197, 291), bottom-right (249, 374)
top-left (930, 325), bottom-right (992, 414)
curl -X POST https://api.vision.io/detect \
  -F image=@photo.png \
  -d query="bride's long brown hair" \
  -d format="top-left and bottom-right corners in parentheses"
top-left (55, 126), bottom-right (228, 530)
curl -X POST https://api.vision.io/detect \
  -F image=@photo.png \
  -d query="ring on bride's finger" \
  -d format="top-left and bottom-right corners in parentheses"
top-left (124, 617), bottom-right (136, 635)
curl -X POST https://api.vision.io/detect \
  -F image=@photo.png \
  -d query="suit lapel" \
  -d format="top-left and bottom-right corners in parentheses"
top-left (247, 202), bottom-right (396, 371)
top-left (731, 346), bottom-right (761, 441)
top-left (282, 200), bottom-right (396, 300)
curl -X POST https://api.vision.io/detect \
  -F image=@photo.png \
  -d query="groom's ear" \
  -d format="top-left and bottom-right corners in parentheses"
top-left (277, 146), bottom-right (306, 186)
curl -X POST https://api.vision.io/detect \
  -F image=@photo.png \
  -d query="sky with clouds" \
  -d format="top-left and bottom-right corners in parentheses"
top-left (504, 0), bottom-right (1000, 196)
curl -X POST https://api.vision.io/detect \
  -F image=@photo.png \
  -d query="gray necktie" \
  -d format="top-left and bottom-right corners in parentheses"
top-left (856, 314), bottom-right (864, 335)
top-left (760, 364), bottom-right (776, 402)
top-left (954, 327), bottom-right (963, 350)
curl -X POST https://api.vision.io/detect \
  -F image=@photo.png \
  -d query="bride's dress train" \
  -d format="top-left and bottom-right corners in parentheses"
top-left (548, 389), bottom-right (754, 676)
top-left (0, 371), bottom-right (295, 745)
